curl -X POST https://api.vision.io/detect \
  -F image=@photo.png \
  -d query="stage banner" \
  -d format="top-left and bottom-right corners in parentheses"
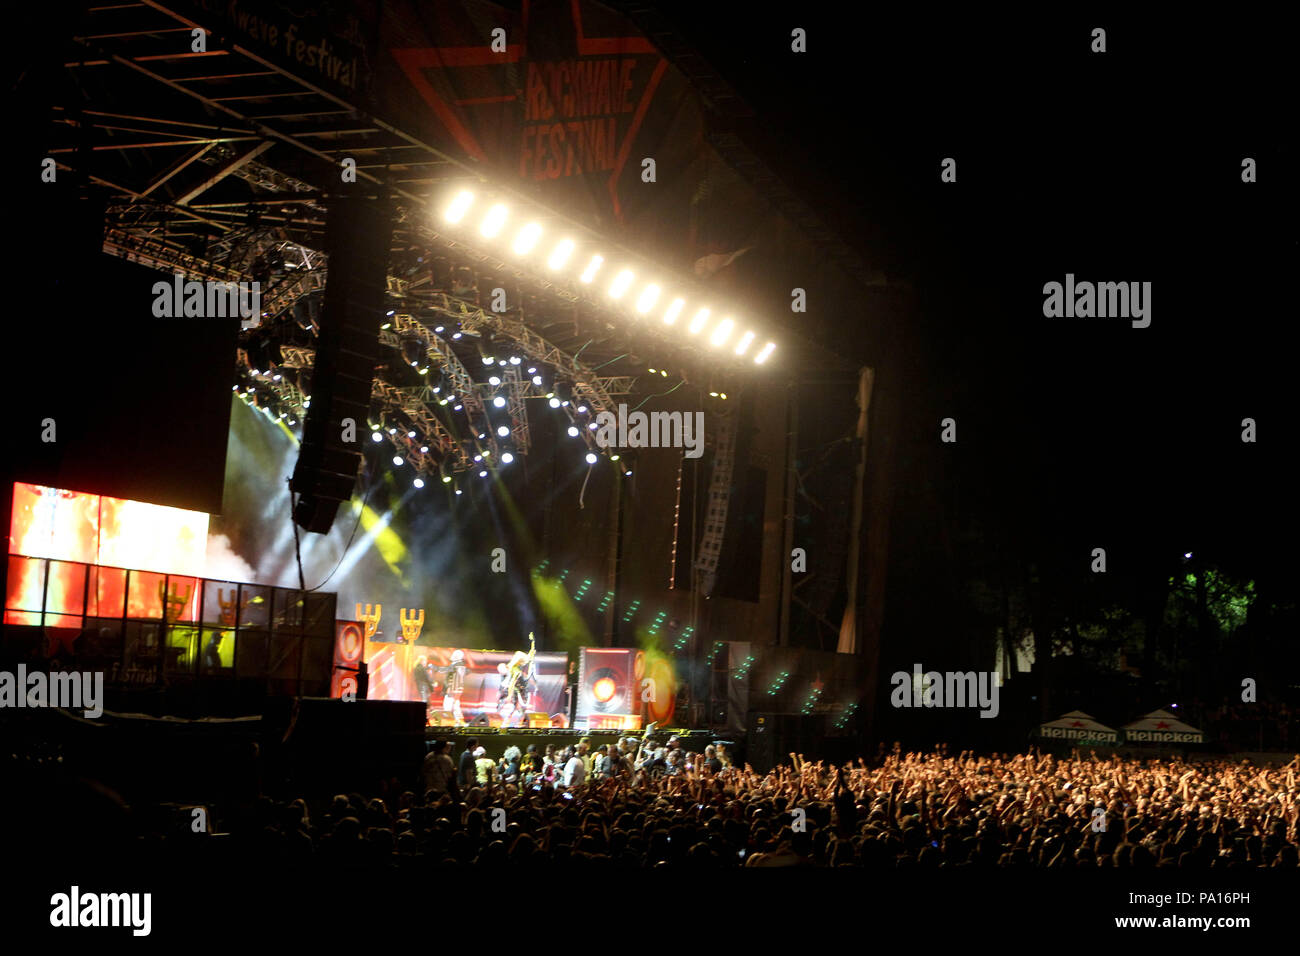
top-left (576, 647), bottom-right (676, 730)
top-left (362, 642), bottom-right (567, 724)
top-left (330, 620), bottom-right (365, 698)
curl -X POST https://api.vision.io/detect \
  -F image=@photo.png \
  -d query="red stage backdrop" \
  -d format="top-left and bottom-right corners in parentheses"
top-left (357, 642), bottom-right (568, 723)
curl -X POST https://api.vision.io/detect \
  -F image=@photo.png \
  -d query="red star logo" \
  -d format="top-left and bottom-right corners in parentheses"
top-left (390, 0), bottom-right (666, 223)
top-left (1155, 721), bottom-right (1171, 729)
top-left (1070, 721), bottom-right (1085, 728)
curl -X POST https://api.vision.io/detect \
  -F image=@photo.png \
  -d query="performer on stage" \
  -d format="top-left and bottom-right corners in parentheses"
top-left (412, 655), bottom-right (435, 707)
top-left (499, 632), bottom-right (537, 727)
top-left (435, 649), bottom-right (468, 725)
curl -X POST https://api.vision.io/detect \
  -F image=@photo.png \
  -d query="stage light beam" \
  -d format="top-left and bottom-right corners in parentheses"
top-left (688, 308), bottom-right (710, 334)
top-left (444, 190), bottom-right (474, 223)
top-left (609, 269), bottom-right (634, 299)
top-left (480, 203), bottom-right (508, 238)
top-left (548, 239), bottom-right (575, 270)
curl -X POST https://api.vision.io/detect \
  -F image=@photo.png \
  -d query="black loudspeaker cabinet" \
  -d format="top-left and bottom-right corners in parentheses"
top-left (291, 196), bottom-right (394, 532)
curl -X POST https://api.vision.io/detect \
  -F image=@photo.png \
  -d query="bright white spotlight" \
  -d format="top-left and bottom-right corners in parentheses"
top-left (663, 298), bottom-right (685, 325)
top-left (585, 452), bottom-right (598, 465)
top-left (455, 488), bottom-right (463, 496)
top-left (479, 469), bottom-right (488, 477)
top-left (493, 396), bottom-right (506, 408)
top-left (635, 284), bottom-right (660, 314)
top-left (568, 426), bottom-right (580, 437)
top-left (580, 255), bottom-right (604, 283)
top-left (609, 270), bottom-right (635, 299)
top-left (420, 445), bottom-right (429, 453)
top-left (482, 355), bottom-right (495, 365)
top-left (513, 222), bottom-right (543, 255)
top-left (371, 432), bottom-right (383, 442)
top-left (497, 425), bottom-right (510, 437)
top-left (688, 308), bottom-right (710, 334)
top-left (753, 341), bottom-right (776, 364)
top-left (576, 405), bottom-right (587, 414)
top-left (734, 330), bottom-right (756, 355)
top-left (588, 422), bottom-right (598, 430)
top-left (709, 318), bottom-right (735, 347)
top-left (407, 430), bottom-right (416, 438)
top-left (489, 375), bottom-right (501, 386)
top-left (474, 454), bottom-right (482, 462)
top-left (393, 456), bottom-right (404, 466)
top-left (510, 356), bottom-right (521, 365)
top-left (501, 452), bottom-right (514, 464)
top-left (549, 397), bottom-right (561, 408)
top-left (413, 477), bottom-right (425, 489)
top-left (548, 239), bottom-right (575, 270)
top-left (479, 203), bottom-right (508, 238)
top-left (444, 190), bottom-right (474, 223)
top-left (532, 375), bottom-right (543, 386)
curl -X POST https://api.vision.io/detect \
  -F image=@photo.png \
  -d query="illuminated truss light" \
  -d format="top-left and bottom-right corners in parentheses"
top-left (510, 356), bottom-right (521, 365)
top-left (610, 454), bottom-right (620, 461)
top-left (588, 421), bottom-right (598, 430)
top-left (609, 269), bottom-right (634, 299)
top-left (393, 456), bottom-right (404, 466)
top-left (474, 454), bottom-right (483, 462)
top-left (576, 404), bottom-right (587, 413)
top-left (445, 190), bottom-right (475, 223)
top-left (635, 284), bottom-right (660, 314)
top-left (580, 255), bottom-right (604, 283)
top-left (493, 396), bottom-right (506, 408)
top-left (497, 425), bottom-right (510, 437)
top-left (549, 239), bottom-right (575, 270)
top-left (442, 474), bottom-right (452, 484)
top-left (754, 342), bottom-right (776, 364)
top-left (434, 325), bottom-right (445, 333)
top-left (549, 397), bottom-right (561, 408)
top-left (388, 428), bottom-right (397, 435)
top-left (687, 308), bottom-right (710, 334)
top-left (413, 478), bottom-right (425, 489)
top-left (734, 330), bottom-right (756, 355)
top-left (624, 467), bottom-right (633, 476)
top-left (371, 432), bottom-right (383, 442)
top-left (709, 318), bottom-right (735, 347)
top-left (407, 430), bottom-right (416, 438)
top-left (489, 375), bottom-right (501, 386)
top-left (482, 355), bottom-right (495, 365)
top-left (479, 203), bottom-right (508, 238)
top-left (663, 298), bottom-right (685, 325)
top-left (478, 433), bottom-right (486, 440)
top-left (479, 469), bottom-right (488, 478)
top-left (418, 367), bottom-right (429, 375)
top-left (532, 374), bottom-right (543, 386)
top-left (453, 403), bottom-right (463, 411)
top-left (455, 487), bottom-right (463, 495)
top-left (585, 452), bottom-right (598, 465)
top-left (501, 452), bottom-right (514, 464)
top-left (719, 392), bottom-right (727, 400)
top-left (513, 222), bottom-right (543, 255)
top-left (232, 385), bottom-right (239, 391)
top-left (452, 331), bottom-right (463, 339)
top-left (568, 426), bottom-right (580, 437)
top-left (420, 445), bottom-right (429, 453)
top-left (660, 370), bottom-right (668, 377)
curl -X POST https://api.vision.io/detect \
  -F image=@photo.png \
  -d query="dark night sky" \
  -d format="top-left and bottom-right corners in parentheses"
top-left (639, 5), bottom-right (1298, 593)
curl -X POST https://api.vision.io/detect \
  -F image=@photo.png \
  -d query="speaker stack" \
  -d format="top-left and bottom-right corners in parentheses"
top-left (291, 196), bottom-right (394, 533)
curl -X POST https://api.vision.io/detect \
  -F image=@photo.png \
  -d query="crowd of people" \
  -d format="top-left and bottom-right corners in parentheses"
top-left (204, 740), bottom-right (1300, 868)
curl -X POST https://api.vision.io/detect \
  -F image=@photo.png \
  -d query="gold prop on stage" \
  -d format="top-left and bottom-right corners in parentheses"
top-left (158, 581), bottom-right (193, 623)
top-left (399, 608), bottom-right (425, 644)
top-left (217, 588), bottom-right (249, 627)
top-left (356, 603), bottom-right (382, 640)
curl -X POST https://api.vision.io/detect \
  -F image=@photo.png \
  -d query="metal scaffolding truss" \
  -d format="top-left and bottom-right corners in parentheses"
top-left (430, 293), bottom-right (635, 410)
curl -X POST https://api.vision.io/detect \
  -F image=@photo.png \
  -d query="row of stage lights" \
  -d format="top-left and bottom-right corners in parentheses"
top-left (440, 190), bottom-right (777, 366)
